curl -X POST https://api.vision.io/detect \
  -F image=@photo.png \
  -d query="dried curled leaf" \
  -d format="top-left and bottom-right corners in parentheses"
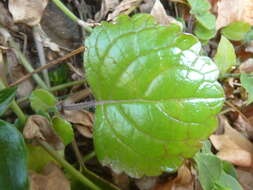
top-left (84, 14), bottom-right (224, 177)
top-left (8, 0), bottom-right (48, 26)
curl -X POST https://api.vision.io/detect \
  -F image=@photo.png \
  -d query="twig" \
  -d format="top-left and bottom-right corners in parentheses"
top-left (38, 140), bottom-right (101, 190)
top-left (33, 25), bottom-right (50, 87)
top-left (8, 38), bottom-right (49, 90)
top-left (51, 0), bottom-right (93, 32)
top-left (9, 46), bottom-right (85, 87)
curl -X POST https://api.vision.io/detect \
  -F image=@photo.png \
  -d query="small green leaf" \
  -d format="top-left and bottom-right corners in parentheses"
top-left (84, 14), bottom-right (224, 177)
top-left (0, 120), bottom-right (28, 190)
top-left (52, 116), bottom-right (74, 145)
top-left (194, 153), bottom-right (222, 190)
top-left (240, 73), bottom-right (253, 104)
top-left (195, 12), bottom-right (216, 30)
top-left (194, 21), bottom-right (216, 41)
top-left (214, 171), bottom-right (243, 190)
top-left (221, 21), bottom-right (251, 41)
top-left (214, 36), bottom-right (237, 75)
top-left (0, 87), bottom-right (17, 116)
top-left (222, 161), bottom-right (237, 179)
top-left (27, 144), bottom-right (55, 171)
top-left (30, 89), bottom-right (58, 113)
top-left (187, 0), bottom-right (211, 14)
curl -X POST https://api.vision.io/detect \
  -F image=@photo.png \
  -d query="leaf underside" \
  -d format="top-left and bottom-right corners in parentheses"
top-left (84, 14), bottom-right (224, 177)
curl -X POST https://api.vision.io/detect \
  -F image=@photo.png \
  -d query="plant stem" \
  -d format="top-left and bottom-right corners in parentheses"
top-left (8, 39), bottom-right (49, 90)
top-left (51, 0), bottom-right (92, 32)
top-left (38, 140), bottom-right (101, 190)
top-left (50, 79), bottom-right (86, 92)
top-left (33, 25), bottom-right (51, 87)
top-left (10, 102), bottom-right (26, 124)
top-left (83, 151), bottom-right (95, 162)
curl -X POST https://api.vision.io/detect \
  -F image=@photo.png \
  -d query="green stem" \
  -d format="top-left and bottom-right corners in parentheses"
top-left (83, 151), bottom-right (95, 162)
top-left (50, 79), bottom-right (86, 92)
top-left (51, 0), bottom-right (92, 32)
top-left (10, 102), bottom-right (26, 125)
top-left (8, 39), bottom-right (49, 90)
top-left (38, 140), bottom-right (101, 190)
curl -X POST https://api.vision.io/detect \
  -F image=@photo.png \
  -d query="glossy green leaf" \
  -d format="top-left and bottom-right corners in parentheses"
top-left (52, 116), bottom-right (74, 145)
top-left (221, 21), bottom-right (251, 41)
top-left (0, 87), bottom-right (16, 116)
top-left (0, 120), bottom-right (28, 190)
top-left (214, 36), bottom-right (237, 75)
top-left (84, 14), bottom-right (224, 177)
top-left (240, 73), bottom-right (253, 104)
top-left (30, 89), bottom-right (58, 113)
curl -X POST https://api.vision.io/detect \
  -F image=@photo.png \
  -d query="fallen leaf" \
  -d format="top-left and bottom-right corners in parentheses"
top-left (216, 0), bottom-right (253, 30)
top-left (30, 163), bottom-right (70, 190)
top-left (210, 117), bottom-right (253, 167)
top-left (237, 167), bottom-right (253, 190)
top-left (234, 114), bottom-right (253, 140)
top-left (239, 58), bottom-right (253, 73)
top-left (136, 176), bottom-right (158, 190)
top-left (63, 110), bottom-right (93, 138)
top-left (23, 115), bottom-right (64, 150)
top-left (139, 0), bottom-right (155, 13)
top-left (96, 0), bottom-right (120, 21)
top-left (150, 0), bottom-right (181, 26)
top-left (0, 2), bottom-right (17, 31)
top-left (107, 0), bottom-right (141, 21)
top-left (151, 163), bottom-right (194, 190)
top-left (9, 0), bottom-right (48, 26)
top-left (112, 172), bottom-right (130, 190)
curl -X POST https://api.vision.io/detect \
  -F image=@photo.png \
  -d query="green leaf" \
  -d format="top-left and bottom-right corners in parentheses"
top-left (30, 89), bottom-right (58, 113)
top-left (194, 21), bottom-right (216, 41)
top-left (0, 120), bottom-right (28, 190)
top-left (221, 21), bottom-right (251, 41)
top-left (27, 144), bottom-right (56, 171)
top-left (195, 12), bottom-right (216, 30)
top-left (194, 153), bottom-right (223, 190)
top-left (214, 36), bottom-right (237, 75)
top-left (214, 171), bottom-right (243, 190)
top-left (0, 87), bottom-right (17, 116)
top-left (187, 0), bottom-right (211, 14)
top-left (52, 116), bottom-right (74, 145)
top-left (222, 161), bottom-right (237, 179)
top-left (240, 73), bottom-right (253, 104)
top-left (84, 14), bottom-right (224, 177)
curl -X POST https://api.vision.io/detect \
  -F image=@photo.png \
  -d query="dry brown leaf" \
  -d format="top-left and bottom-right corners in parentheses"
top-left (9, 0), bottom-right (48, 26)
top-left (210, 117), bottom-right (253, 167)
top-left (139, 0), bottom-right (155, 13)
top-left (237, 167), bottom-right (253, 190)
top-left (239, 58), bottom-right (253, 73)
top-left (152, 163), bottom-right (194, 190)
top-left (136, 176), bottom-right (158, 190)
top-left (0, 2), bottom-right (17, 31)
top-left (112, 172), bottom-right (130, 190)
top-left (151, 0), bottom-right (181, 26)
top-left (63, 110), bottom-right (93, 138)
top-left (30, 163), bottom-right (70, 190)
top-left (216, 0), bottom-right (253, 30)
top-left (96, 0), bottom-right (120, 21)
top-left (107, 0), bottom-right (141, 21)
top-left (23, 115), bottom-right (64, 150)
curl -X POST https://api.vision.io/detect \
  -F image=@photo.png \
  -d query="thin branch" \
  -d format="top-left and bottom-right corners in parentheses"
top-left (9, 46), bottom-right (85, 87)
